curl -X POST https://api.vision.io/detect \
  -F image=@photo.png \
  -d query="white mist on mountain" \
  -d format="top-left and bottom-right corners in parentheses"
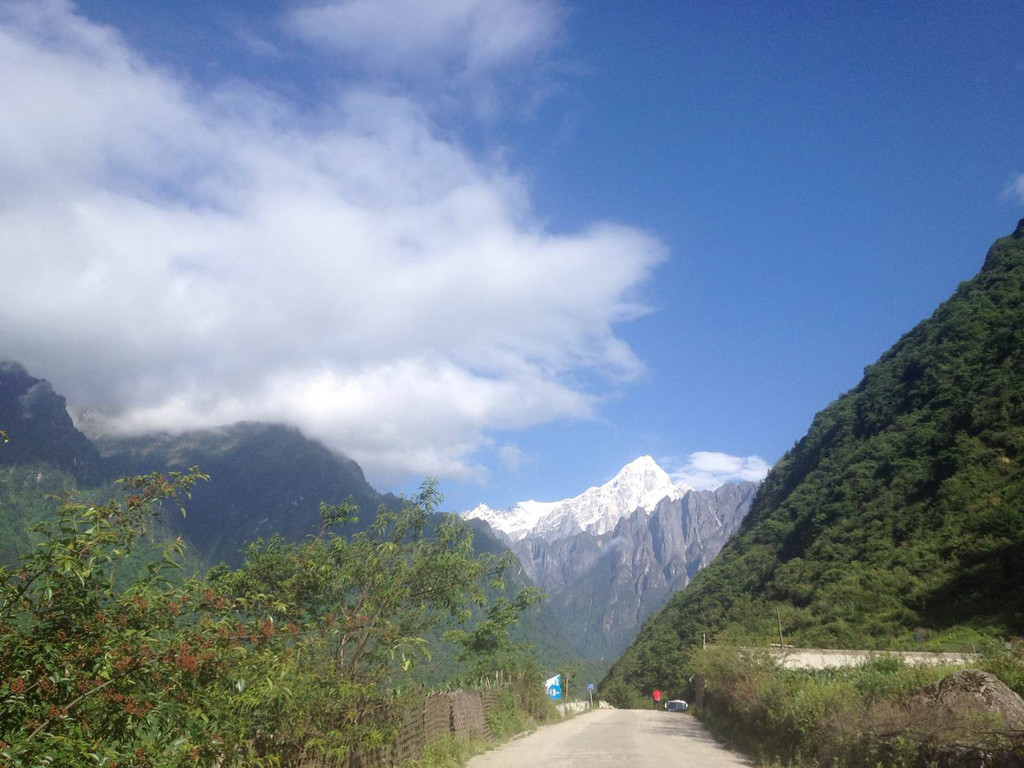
top-left (463, 455), bottom-right (691, 542)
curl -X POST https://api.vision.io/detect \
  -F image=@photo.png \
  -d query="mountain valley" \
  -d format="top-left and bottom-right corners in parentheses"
top-left (603, 218), bottom-right (1024, 697)
top-left (6, 213), bottom-right (1024, 702)
top-left (1, 361), bottom-right (756, 671)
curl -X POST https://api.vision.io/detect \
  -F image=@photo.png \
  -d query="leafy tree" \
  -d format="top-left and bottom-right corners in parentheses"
top-left (444, 579), bottom-right (546, 680)
top-left (0, 468), bottom-right (263, 766)
top-left (209, 479), bottom-right (509, 761)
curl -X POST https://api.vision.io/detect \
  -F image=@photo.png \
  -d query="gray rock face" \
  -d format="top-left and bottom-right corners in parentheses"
top-left (513, 482), bottom-right (758, 659)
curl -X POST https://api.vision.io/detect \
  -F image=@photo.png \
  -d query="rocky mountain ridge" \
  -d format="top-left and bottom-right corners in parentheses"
top-left (0, 361), bottom-right (104, 485)
top-left (99, 423), bottom-right (390, 567)
top-left (513, 481), bottom-right (757, 657)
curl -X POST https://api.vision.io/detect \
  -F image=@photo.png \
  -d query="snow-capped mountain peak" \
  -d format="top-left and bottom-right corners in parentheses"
top-left (464, 456), bottom-right (691, 543)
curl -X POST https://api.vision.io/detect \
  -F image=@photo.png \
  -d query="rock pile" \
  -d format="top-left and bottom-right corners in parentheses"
top-left (904, 670), bottom-right (1024, 768)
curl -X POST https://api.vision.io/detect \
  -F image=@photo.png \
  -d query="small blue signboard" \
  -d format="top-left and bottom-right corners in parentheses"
top-left (586, 683), bottom-right (595, 691)
top-left (545, 673), bottom-right (562, 700)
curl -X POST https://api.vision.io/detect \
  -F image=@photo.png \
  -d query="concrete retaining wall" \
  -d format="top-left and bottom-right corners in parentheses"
top-left (753, 648), bottom-right (977, 670)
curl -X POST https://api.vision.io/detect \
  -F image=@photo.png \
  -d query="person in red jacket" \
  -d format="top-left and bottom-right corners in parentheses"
top-left (652, 689), bottom-right (661, 710)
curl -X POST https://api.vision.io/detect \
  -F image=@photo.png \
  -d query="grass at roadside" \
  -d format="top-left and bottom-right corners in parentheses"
top-left (691, 642), bottom-right (1024, 767)
top-left (404, 736), bottom-right (492, 768)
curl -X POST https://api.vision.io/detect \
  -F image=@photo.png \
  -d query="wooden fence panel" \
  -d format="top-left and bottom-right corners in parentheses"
top-left (391, 695), bottom-right (426, 766)
top-left (450, 690), bottom-right (486, 740)
top-left (423, 692), bottom-right (453, 743)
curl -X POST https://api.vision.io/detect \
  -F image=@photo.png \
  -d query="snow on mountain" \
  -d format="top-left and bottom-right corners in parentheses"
top-left (463, 499), bottom-right (558, 542)
top-left (464, 456), bottom-right (691, 543)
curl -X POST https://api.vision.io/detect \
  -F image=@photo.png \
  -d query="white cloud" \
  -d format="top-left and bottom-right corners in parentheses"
top-left (496, 444), bottom-right (528, 472)
top-left (671, 452), bottom-right (771, 491)
top-left (1007, 173), bottom-right (1024, 204)
top-left (283, 0), bottom-right (561, 78)
top-left (0, 0), bottom-right (664, 485)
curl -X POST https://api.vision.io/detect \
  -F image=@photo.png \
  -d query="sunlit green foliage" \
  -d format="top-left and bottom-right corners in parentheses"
top-left (0, 468), bottom-right (260, 766)
top-left (407, 734), bottom-right (490, 768)
top-left (445, 579), bottom-right (546, 681)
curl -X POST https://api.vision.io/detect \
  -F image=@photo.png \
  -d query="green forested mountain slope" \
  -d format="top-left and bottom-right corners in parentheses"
top-left (603, 219), bottom-right (1024, 696)
top-left (0, 464), bottom-right (82, 567)
top-left (100, 424), bottom-right (390, 567)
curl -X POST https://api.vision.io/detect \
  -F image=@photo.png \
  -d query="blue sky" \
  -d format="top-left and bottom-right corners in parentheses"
top-left (2, 1), bottom-right (1022, 512)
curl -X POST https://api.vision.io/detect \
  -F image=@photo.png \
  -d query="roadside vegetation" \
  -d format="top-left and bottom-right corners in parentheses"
top-left (689, 645), bottom-right (1024, 767)
top-left (0, 469), bottom-right (549, 767)
top-left (405, 735), bottom-right (491, 768)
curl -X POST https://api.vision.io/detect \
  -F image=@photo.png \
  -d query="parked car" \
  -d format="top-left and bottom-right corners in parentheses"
top-left (664, 699), bottom-right (688, 712)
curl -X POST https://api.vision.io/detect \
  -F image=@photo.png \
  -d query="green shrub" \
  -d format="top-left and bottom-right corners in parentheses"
top-left (0, 469), bottom-right (268, 767)
top-left (977, 638), bottom-right (1024, 698)
top-left (515, 667), bottom-right (559, 724)
top-left (412, 735), bottom-right (488, 768)
top-left (485, 690), bottom-right (524, 739)
top-left (598, 678), bottom-right (648, 709)
top-left (690, 646), bottom-right (1016, 767)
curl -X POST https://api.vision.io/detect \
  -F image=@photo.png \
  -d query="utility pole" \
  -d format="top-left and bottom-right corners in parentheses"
top-left (776, 605), bottom-right (785, 647)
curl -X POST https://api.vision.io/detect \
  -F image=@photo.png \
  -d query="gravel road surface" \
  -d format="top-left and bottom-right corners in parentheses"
top-left (466, 708), bottom-right (751, 768)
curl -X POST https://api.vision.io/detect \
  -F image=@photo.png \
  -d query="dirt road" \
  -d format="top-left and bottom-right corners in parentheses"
top-left (466, 708), bottom-right (751, 768)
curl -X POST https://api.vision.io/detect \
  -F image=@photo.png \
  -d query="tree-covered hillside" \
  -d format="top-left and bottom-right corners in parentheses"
top-left (603, 219), bottom-right (1024, 697)
top-left (100, 424), bottom-right (390, 567)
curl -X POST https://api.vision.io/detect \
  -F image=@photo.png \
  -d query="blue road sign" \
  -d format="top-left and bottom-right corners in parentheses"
top-left (545, 674), bottom-right (562, 700)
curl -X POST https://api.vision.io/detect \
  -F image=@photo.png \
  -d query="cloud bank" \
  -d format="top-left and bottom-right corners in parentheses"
top-left (0, 0), bottom-right (664, 484)
top-left (672, 452), bottom-right (771, 491)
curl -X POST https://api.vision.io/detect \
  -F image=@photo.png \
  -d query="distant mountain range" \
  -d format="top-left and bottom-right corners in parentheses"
top-left (603, 218), bottom-right (1024, 697)
top-left (465, 457), bottom-right (757, 658)
top-left (0, 363), bottom-right (391, 566)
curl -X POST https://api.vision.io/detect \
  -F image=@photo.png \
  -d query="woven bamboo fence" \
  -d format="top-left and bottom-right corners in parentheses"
top-left (301, 680), bottom-right (516, 768)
